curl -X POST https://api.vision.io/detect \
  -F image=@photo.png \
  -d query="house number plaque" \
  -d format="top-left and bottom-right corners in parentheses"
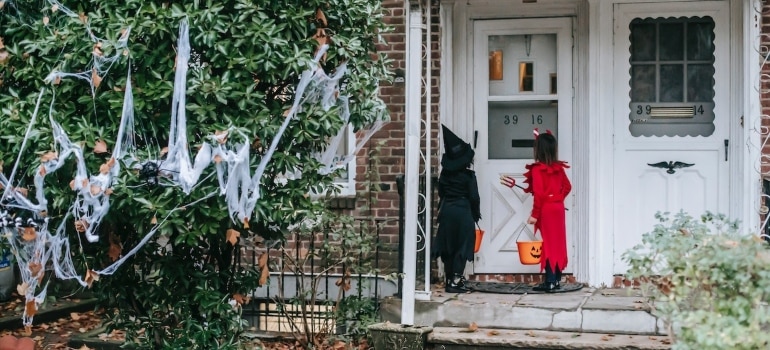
top-left (488, 101), bottom-right (558, 159)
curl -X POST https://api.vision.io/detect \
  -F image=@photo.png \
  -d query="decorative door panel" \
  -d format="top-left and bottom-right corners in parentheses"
top-left (473, 18), bottom-right (573, 273)
top-left (613, 149), bottom-right (721, 266)
top-left (612, 2), bottom-right (730, 274)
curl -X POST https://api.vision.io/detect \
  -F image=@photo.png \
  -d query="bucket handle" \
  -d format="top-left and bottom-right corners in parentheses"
top-left (515, 222), bottom-right (541, 242)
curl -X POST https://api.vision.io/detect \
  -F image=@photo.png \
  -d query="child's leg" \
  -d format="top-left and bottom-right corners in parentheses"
top-left (452, 257), bottom-right (468, 289)
top-left (442, 254), bottom-right (453, 284)
top-left (544, 259), bottom-right (555, 283)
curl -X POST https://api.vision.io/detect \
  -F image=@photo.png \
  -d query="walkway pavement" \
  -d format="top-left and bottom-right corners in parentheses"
top-left (378, 286), bottom-right (672, 349)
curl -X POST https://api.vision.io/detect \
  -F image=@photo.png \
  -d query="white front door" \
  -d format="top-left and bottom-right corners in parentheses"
top-left (473, 18), bottom-right (574, 273)
top-left (612, 2), bottom-right (731, 274)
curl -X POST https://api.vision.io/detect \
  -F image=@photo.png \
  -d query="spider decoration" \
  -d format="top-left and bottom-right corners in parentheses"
top-left (138, 161), bottom-right (161, 186)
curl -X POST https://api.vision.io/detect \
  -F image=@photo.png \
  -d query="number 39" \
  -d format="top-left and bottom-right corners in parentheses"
top-left (504, 115), bottom-right (518, 125)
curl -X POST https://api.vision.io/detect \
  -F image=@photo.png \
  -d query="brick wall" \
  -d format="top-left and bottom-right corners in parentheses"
top-left (346, 0), bottom-right (443, 276)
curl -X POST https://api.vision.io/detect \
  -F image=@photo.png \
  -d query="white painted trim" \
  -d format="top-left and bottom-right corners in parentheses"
top-left (587, 0), bottom-right (615, 288)
top-left (401, 1), bottom-right (424, 326)
top-left (742, 0), bottom-right (762, 233)
top-left (422, 0), bottom-right (433, 298)
top-left (573, 0), bottom-right (591, 284)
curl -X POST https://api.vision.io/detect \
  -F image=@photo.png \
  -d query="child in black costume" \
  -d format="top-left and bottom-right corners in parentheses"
top-left (434, 125), bottom-right (481, 293)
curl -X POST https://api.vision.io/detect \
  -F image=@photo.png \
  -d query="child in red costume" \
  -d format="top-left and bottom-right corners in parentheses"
top-left (501, 130), bottom-right (571, 292)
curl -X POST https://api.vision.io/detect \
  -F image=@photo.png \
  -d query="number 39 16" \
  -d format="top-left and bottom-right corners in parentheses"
top-left (504, 115), bottom-right (543, 125)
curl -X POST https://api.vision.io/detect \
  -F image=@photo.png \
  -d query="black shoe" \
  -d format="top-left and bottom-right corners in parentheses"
top-left (554, 281), bottom-right (561, 289)
top-left (533, 282), bottom-right (558, 292)
top-left (445, 280), bottom-right (469, 293)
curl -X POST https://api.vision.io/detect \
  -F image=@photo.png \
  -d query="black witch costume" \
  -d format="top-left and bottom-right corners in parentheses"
top-left (433, 125), bottom-right (481, 293)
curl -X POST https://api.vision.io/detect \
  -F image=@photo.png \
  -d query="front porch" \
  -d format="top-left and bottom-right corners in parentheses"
top-left (375, 286), bottom-right (671, 349)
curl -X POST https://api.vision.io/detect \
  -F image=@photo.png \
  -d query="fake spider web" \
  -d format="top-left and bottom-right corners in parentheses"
top-left (1, 2), bottom-right (384, 327)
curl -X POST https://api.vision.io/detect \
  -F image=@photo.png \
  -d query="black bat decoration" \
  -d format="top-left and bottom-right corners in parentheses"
top-left (647, 161), bottom-right (694, 174)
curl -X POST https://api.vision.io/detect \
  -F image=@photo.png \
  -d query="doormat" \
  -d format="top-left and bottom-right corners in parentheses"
top-left (465, 281), bottom-right (584, 294)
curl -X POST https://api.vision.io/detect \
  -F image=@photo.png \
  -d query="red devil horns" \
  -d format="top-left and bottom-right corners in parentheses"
top-left (533, 128), bottom-right (553, 139)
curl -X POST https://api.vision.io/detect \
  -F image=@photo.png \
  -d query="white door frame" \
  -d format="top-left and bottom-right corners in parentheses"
top-left (471, 18), bottom-right (574, 274)
top-left (440, 0), bottom-right (755, 287)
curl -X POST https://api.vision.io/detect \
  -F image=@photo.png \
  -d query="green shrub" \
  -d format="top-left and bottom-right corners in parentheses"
top-left (1, 0), bottom-right (390, 348)
top-left (623, 211), bottom-right (770, 350)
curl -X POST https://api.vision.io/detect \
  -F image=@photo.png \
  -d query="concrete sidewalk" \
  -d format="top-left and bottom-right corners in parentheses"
top-left (377, 286), bottom-right (672, 349)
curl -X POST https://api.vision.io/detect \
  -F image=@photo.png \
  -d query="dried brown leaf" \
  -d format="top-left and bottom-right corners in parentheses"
top-left (487, 330), bottom-right (500, 336)
top-left (14, 187), bottom-right (28, 197)
top-left (74, 219), bottom-right (88, 233)
top-left (22, 227), bottom-right (36, 241)
top-left (315, 8), bottom-right (328, 27)
top-left (28, 262), bottom-right (41, 278)
top-left (214, 130), bottom-right (228, 144)
top-left (258, 253), bottom-right (269, 286)
top-left (108, 242), bottom-right (121, 262)
top-left (226, 229), bottom-right (240, 246)
top-left (84, 269), bottom-right (99, 288)
top-left (25, 300), bottom-right (37, 317)
top-left (94, 139), bottom-right (108, 154)
top-left (70, 312), bottom-right (81, 321)
top-left (91, 68), bottom-right (102, 88)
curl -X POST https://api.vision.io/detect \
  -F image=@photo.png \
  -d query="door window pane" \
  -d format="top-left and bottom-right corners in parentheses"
top-left (687, 21), bottom-right (715, 60)
top-left (687, 64), bottom-right (715, 102)
top-left (488, 34), bottom-right (557, 96)
top-left (627, 17), bottom-right (715, 137)
top-left (631, 65), bottom-right (656, 102)
top-left (659, 23), bottom-right (684, 60)
top-left (660, 64), bottom-right (684, 102)
top-left (630, 22), bottom-right (656, 61)
top-left (488, 101), bottom-right (557, 159)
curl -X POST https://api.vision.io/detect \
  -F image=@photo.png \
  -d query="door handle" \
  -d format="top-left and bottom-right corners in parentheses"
top-left (474, 130), bottom-right (478, 149)
top-left (724, 139), bottom-right (729, 161)
top-left (647, 161), bottom-right (694, 174)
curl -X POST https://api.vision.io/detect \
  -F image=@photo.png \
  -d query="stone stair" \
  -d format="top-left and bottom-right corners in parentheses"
top-left (376, 287), bottom-right (672, 349)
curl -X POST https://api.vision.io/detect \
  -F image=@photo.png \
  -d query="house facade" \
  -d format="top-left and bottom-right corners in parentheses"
top-left (359, 0), bottom-right (767, 300)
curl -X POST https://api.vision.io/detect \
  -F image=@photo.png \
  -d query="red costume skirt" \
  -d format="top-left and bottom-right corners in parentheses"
top-left (537, 201), bottom-right (568, 272)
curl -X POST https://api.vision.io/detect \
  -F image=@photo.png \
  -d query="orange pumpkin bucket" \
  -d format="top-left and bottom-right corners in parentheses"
top-left (516, 241), bottom-right (543, 265)
top-left (474, 228), bottom-right (485, 253)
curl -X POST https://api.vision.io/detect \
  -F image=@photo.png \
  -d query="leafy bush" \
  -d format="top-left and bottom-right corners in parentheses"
top-left (1, 0), bottom-right (390, 348)
top-left (623, 212), bottom-right (770, 350)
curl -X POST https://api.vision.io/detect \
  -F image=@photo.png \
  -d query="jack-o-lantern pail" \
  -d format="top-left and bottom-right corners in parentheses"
top-left (516, 241), bottom-right (543, 265)
top-left (474, 229), bottom-right (485, 253)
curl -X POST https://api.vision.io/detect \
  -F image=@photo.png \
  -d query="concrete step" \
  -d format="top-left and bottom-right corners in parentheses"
top-left (428, 327), bottom-right (671, 350)
top-left (380, 287), bottom-right (667, 336)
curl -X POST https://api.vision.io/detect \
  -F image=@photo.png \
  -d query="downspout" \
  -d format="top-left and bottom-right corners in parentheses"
top-left (401, 0), bottom-right (424, 326)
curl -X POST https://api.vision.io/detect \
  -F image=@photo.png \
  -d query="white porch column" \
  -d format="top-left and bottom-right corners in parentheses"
top-left (401, 0), bottom-right (424, 326)
top-left (743, 0), bottom-right (762, 234)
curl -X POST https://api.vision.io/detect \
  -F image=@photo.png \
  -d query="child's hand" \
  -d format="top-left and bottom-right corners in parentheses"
top-left (527, 216), bottom-right (537, 225)
top-left (499, 175), bottom-right (516, 188)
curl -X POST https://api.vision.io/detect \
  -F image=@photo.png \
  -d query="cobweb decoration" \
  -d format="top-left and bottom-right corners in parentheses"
top-left (151, 19), bottom-right (360, 224)
top-left (315, 100), bottom-right (387, 176)
top-left (42, 0), bottom-right (131, 97)
top-left (0, 68), bottom-right (137, 326)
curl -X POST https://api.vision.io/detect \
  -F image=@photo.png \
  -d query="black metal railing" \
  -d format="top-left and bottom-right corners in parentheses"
top-left (239, 217), bottom-right (395, 336)
top-left (396, 174), bottom-right (439, 295)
